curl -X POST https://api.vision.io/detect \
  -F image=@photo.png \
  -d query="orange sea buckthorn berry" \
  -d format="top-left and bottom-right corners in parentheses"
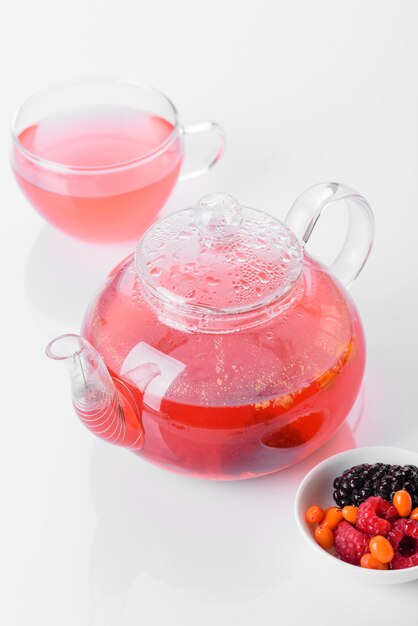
top-left (410, 507), bottom-right (418, 520)
top-left (314, 525), bottom-right (334, 550)
top-left (360, 553), bottom-right (389, 570)
top-left (369, 535), bottom-right (394, 564)
top-left (342, 505), bottom-right (358, 524)
top-left (393, 490), bottom-right (412, 517)
top-left (305, 505), bottom-right (325, 525)
top-left (322, 506), bottom-right (344, 530)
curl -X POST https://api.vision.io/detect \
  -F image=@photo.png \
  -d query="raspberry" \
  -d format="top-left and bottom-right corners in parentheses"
top-left (334, 521), bottom-right (372, 565)
top-left (388, 518), bottom-right (418, 569)
top-left (356, 496), bottom-right (398, 536)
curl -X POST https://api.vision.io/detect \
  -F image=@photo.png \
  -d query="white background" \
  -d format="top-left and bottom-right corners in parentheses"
top-left (1, 1), bottom-right (418, 624)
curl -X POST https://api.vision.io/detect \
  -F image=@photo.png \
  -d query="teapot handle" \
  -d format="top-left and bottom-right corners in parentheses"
top-left (284, 182), bottom-right (374, 287)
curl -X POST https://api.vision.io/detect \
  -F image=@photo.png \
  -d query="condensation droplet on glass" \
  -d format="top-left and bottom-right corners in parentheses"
top-left (258, 271), bottom-right (269, 283)
top-left (206, 276), bottom-right (221, 285)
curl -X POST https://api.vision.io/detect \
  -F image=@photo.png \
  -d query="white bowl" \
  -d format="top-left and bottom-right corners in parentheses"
top-left (294, 446), bottom-right (418, 584)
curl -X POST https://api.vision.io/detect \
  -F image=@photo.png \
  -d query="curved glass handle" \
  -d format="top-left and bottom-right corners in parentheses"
top-left (179, 121), bottom-right (225, 181)
top-left (284, 182), bottom-right (374, 287)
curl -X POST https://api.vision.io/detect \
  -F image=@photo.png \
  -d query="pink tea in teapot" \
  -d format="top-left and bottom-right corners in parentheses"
top-left (13, 109), bottom-right (182, 241)
top-left (83, 254), bottom-right (365, 480)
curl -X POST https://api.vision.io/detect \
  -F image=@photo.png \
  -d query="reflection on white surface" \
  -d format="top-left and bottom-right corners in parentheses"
top-left (86, 392), bottom-right (364, 624)
top-left (24, 225), bottom-right (133, 332)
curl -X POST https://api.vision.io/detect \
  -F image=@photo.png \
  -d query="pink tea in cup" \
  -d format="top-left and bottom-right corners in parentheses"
top-left (14, 108), bottom-right (182, 242)
top-left (11, 81), bottom-right (224, 242)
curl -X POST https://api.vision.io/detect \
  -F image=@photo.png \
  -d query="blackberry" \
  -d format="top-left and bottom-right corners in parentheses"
top-left (332, 463), bottom-right (418, 509)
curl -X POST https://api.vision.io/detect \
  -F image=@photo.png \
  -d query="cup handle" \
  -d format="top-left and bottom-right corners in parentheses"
top-left (284, 182), bottom-right (374, 287)
top-left (179, 121), bottom-right (225, 181)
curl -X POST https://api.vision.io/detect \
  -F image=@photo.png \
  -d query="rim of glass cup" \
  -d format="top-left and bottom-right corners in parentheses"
top-left (11, 78), bottom-right (181, 175)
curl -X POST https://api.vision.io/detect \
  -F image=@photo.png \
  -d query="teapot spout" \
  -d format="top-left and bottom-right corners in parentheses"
top-left (46, 334), bottom-right (143, 451)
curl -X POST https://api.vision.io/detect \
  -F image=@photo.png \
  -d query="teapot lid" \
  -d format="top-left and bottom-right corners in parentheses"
top-left (136, 193), bottom-right (303, 331)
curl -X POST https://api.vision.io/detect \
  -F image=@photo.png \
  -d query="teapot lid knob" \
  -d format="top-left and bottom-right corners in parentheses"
top-left (196, 193), bottom-right (243, 241)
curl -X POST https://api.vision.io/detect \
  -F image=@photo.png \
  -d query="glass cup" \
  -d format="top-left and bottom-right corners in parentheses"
top-left (11, 80), bottom-right (224, 242)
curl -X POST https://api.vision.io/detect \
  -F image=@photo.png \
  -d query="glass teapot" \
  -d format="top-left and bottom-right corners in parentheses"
top-left (47, 182), bottom-right (374, 480)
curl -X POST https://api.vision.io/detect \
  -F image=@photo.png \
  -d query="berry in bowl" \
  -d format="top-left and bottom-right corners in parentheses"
top-left (294, 447), bottom-right (418, 583)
